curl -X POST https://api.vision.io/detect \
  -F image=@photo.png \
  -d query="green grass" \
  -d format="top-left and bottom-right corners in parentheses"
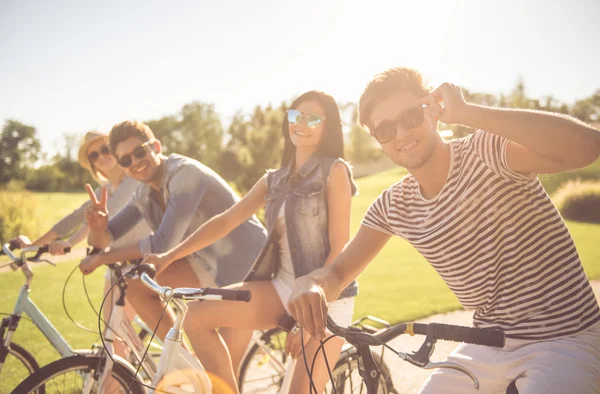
top-left (538, 158), bottom-right (600, 195)
top-left (31, 192), bottom-right (88, 237)
top-left (0, 263), bottom-right (106, 393)
top-left (1, 168), bottom-right (599, 391)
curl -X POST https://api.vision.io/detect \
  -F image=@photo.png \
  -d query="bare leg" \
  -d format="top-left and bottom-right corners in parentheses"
top-left (288, 335), bottom-right (345, 394)
top-left (126, 259), bottom-right (208, 340)
top-left (184, 281), bottom-right (287, 394)
top-left (220, 328), bottom-right (254, 379)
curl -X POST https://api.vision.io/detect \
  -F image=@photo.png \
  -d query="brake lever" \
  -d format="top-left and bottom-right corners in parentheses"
top-left (37, 258), bottom-right (56, 267)
top-left (423, 361), bottom-right (479, 389)
top-left (398, 324), bottom-right (481, 390)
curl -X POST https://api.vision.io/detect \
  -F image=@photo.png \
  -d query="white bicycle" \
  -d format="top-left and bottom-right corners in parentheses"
top-left (12, 262), bottom-right (252, 394)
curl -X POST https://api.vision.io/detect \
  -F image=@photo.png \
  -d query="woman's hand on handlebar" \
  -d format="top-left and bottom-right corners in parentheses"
top-left (141, 253), bottom-right (171, 276)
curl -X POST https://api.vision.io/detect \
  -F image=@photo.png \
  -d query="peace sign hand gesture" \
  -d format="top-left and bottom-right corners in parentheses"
top-left (84, 184), bottom-right (109, 232)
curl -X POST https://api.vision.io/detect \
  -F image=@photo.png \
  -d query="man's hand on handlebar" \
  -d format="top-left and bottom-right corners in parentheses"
top-left (48, 240), bottom-right (71, 256)
top-left (141, 253), bottom-right (171, 276)
top-left (287, 275), bottom-right (329, 341)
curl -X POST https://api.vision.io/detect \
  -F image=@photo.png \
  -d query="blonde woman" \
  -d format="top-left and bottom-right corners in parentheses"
top-left (12, 130), bottom-right (151, 360)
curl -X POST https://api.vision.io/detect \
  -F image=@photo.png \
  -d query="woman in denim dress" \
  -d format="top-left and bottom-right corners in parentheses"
top-left (143, 91), bottom-right (358, 393)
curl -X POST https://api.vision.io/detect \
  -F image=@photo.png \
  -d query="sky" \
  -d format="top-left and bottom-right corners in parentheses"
top-left (1, 0), bottom-right (599, 157)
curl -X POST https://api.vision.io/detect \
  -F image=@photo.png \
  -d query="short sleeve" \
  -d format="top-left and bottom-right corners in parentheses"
top-left (361, 188), bottom-right (396, 236)
top-left (469, 130), bottom-right (537, 183)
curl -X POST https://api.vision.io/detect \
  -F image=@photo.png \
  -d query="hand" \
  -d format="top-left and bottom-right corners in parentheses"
top-left (79, 254), bottom-right (104, 275)
top-left (48, 240), bottom-right (71, 255)
top-left (285, 328), bottom-right (311, 359)
top-left (141, 253), bottom-right (171, 276)
top-left (84, 184), bottom-right (109, 232)
top-left (418, 82), bottom-right (469, 125)
top-left (287, 276), bottom-right (328, 341)
top-left (11, 235), bottom-right (32, 249)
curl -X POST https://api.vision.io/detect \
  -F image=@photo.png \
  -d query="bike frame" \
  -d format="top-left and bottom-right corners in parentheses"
top-left (1, 261), bottom-right (74, 366)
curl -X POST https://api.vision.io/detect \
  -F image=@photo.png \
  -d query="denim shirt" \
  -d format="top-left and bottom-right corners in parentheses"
top-left (244, 154), bottom-right (359, 299)
top-left (108, 154), bottom-right (267, 286)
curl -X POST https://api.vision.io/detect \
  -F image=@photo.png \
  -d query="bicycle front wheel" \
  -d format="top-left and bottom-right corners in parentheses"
top-left (325, 348), bottom-right (396, 394)
top-left (10, 354), bottom-right (146, 394)
top-left (238, 328), bottom-right (288, 394)
top-left (1, 342), bottom-right (43, 394)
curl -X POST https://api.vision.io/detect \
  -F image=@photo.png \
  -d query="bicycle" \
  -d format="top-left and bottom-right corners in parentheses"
top-left (14, 263), bottom-right (398, 394)
top-left (238, 316), bottom-right (397, 394)
top-left (12, 262), bottom-right (254, 393)
top-left (0, 242), bottom-right (165, 393)
top-left (317, 315), bottom-right (507, 393)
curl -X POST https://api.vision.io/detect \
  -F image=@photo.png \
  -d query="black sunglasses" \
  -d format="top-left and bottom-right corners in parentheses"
top-left (372, 105), bottom-right (426, 144)
top-left (118, 140), bottom-right (154, 168)
top-left (87, 145), bottom-right (111, 164)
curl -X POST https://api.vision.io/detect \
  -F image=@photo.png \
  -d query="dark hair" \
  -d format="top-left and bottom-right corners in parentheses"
top-left (109, 120), bottom-right (155, 154)
top-left (281, 91), bottom-right (344, 167)
top-left (358, 67), bottom-right (431, 132)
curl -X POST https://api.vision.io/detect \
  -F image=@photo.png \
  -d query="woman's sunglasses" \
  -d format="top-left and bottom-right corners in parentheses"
top-left (117, 140), bottom-right (154, 168)
top-left (287, 109), bottom-right (325, 129)
top-left (87, 145), bottom-right (111, 164)
top-left (372, 105), bottom-right (426, 144)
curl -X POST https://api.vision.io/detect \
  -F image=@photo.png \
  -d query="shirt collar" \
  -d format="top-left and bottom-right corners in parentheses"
top-left (284, 154), bottom-right (322, 180)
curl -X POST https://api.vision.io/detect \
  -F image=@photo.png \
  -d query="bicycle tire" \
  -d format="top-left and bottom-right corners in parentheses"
top-left (10, 354), bottom-right (146, 394)
top-left (1, 343), bottom-right (44, 394)
top-left (238, 328), bottom-right (288, 393)
top-left (238, 328), bottom-right (397, 394)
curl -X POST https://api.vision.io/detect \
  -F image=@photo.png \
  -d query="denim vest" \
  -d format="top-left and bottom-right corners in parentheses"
top-left (243, 154), bottom-right (359, 299)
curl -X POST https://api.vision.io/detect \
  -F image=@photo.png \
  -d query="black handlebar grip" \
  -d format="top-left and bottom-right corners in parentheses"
top-left (32, 246), bottom-right (71, 261)
top-left (415, 323), bottom-right (505, 348)
top-left (38, 245), bottom-right (71, 254)
top-left (204, 288), bottom-right (252, 302)
top-left (137, 263), bottom-right (157, 279)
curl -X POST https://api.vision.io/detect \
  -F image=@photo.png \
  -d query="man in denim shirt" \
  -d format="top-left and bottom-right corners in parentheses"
top-left (80, 120), bottom-right (267, 345)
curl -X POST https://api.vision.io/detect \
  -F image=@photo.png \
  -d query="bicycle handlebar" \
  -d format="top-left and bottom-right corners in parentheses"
top-left (326, 315), bottom-right (505, 348)
top-left (325, 314), bottom-right (505, 391)
top-left (1, 243), bottom-right (71, 264)
top-left (135, 263), bottom-right (252, 303)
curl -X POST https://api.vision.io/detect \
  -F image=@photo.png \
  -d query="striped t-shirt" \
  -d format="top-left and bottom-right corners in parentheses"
top-left (362, 130), bottom-right (600, 340)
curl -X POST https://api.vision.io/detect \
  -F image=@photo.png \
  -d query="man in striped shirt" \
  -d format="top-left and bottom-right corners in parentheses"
top-left (288, 67), bottom-right (600, 393)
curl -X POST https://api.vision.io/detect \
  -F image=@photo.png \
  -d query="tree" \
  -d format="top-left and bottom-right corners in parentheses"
top-left (145, 102), bottom-right (224, 171)
top-left (0, 120), bottom-right (41, 186)
top-left (222, 104), bottom-right (285, 193)
top-left (344, 104), bottom-right (383, 163)
top-left (571, 89), bottom-right (600, 123)
top-left (179, 102), bottom-right (223, 170)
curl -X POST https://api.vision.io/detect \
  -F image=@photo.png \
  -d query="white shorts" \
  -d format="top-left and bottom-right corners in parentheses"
top-left (272, 277), bottom-right (355, 328)
top-left (419, 322), bottom-right (600, 394)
